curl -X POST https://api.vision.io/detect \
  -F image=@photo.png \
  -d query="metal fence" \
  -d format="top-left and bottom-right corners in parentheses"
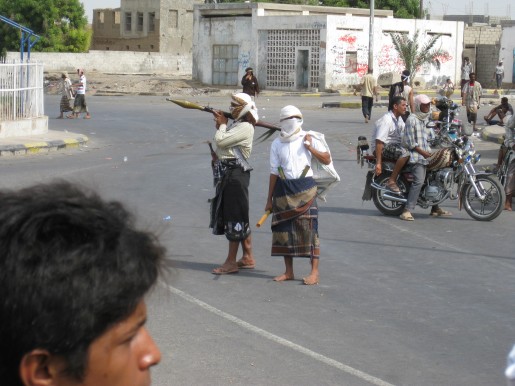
top-left (0, 60), bottom-right (44, 121)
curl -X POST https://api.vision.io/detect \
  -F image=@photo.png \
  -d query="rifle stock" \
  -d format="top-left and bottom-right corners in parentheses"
top-left (167, 98), bottom-right (280, 132)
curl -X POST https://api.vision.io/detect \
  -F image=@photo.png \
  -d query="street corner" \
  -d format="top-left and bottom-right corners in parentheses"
top-left (480, 124), bottom-right (505, 144)
top-left (0, 133), bottom-right (89, 157)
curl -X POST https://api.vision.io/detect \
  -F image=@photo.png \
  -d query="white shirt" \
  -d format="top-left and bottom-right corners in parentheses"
top-left (370, 111), bottom-right (405, 153)
top-left (270, 131), bottom-right (326, 179)
top-left (76, 74), bottom-right (86, 95)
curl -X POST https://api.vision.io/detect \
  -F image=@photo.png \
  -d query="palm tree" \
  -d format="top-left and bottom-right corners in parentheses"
top-left (389, 30), bottom-right (449, 86)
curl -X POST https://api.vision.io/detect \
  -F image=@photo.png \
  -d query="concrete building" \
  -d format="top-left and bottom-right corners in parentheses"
top-left (91, 0), bottom-right (203, 54)
top-left (192, 3), bottom-right (464, 92)
top-left (499, 26), bottom-right (515, 84)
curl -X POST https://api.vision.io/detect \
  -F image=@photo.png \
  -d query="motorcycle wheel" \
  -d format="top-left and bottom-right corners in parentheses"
top-left (372, 173), bottom-right (408, 216)
top-left (461, 175), bottom-right (505, 221)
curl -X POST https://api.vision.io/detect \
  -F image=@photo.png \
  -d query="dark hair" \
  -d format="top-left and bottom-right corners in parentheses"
top-left (464, 57), bottom-right (469, 61)
top-left (391, 96), bottom-right (406, 108)
top-left (469, 72), bottom-right (475, 77)
top-left (0, 181), bottom-right (166, 385)
top-left (401, 70), bottom-right (410, 76)
top-left (501, 97), bottom-right (508, 103)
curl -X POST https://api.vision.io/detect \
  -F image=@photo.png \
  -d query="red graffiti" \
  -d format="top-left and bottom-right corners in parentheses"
top-left (433, 52), bottom-right (453, 64)
top-left (338, 34), bottom-right (357, 45)
top-left (357, 64), bottom-right (368, 77)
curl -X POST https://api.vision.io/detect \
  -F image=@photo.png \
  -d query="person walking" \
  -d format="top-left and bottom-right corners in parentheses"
top-left (68, 68), bottom-right (91, 119)
top-left (461, 72), bottom-right (482, 132)
top-left (493, 60), bottom-right (504, 90)
top-left (265, 105), bottom-right (331, 285)
top-left (210, 93), bottom-right (257, 274)
top-left (460, 57), bottom-right (473, 89)
top-left (241, 67), bottom-right (260, 99)
top-left (360, 69), bottom-right (378, 123)
top-left (57, 72), bottom-right (74, 119)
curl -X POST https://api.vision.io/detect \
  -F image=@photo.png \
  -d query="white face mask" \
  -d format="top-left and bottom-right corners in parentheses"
top-left (280, 119), bottom-right (298, 137)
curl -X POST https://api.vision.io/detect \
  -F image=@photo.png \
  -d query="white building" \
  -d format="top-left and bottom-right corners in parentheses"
top-left (192, 3), bottom-right (464, 91)
top-left (499, 26), bottom-right (515, 84)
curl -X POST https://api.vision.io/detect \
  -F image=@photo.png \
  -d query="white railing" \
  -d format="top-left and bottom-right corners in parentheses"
top-left (0, 60), bottom-right (45, 121)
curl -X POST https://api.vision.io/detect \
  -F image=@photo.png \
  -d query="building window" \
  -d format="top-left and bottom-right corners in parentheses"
top-left (169, 10), bottom-right (178, 28)
top-left (125, 12), bottom-right (132, 31)
top-left (97, 11), bottom-right (104, 23)
top-left (212, 45), bottom-right (239, 86)
top-left (148, 12), bottom-right (155, 32)
top-left (114, 11), bottom-right (120, 24)
top-left (137, 12), bottom-right (143, 32)
top-left (266, 29), bottom-right (320, 90)
top-left (345, 51), bottom-right (358, 74)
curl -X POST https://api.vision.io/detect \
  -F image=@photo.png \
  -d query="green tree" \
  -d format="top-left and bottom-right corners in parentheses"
top-left (389, 30), bottom-right (449, 85)
top-left (0, 0), bottom-right (90, 52)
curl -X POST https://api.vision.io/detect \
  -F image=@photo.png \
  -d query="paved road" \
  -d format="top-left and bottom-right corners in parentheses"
top-left (3, 94), bottom-right (513, 386)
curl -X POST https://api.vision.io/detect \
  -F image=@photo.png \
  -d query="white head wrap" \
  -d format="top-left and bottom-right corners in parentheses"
top-left (231, 93), bottom-right (258, 124)
top-left (279, 105), bottom-right (304, 142)
top-left (413, 94), bottom-right (431, 121)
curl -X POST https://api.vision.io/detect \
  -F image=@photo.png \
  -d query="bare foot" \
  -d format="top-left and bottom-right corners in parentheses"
top-left (273, 274), bottom-right (294, 282)
top-left (237, 257), bottom-right (255, 269)
top-left (303, 273), bottom-right (319, 285)
top-left (505, 206), bottom-right (512, 211)
top-left (212, 263), bottom-right (238, 275)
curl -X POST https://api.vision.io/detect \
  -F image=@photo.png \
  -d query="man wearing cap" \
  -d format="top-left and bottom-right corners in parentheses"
top-left (210, 93), bottom-right (258, 274)
top-left (265, 105), bottom-right (331, 285)
top-left (400, 94), bottom-right (452, 221)
top-left (241, 67), bottom-right (260, 99)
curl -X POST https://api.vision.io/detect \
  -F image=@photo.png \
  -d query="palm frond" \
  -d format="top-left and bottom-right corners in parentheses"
top-left (256, 128), bottom-right (277, 143)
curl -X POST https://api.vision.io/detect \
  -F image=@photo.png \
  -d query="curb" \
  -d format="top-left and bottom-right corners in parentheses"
top-left (0, 135), bottom-right (89, 157)
top-left (481, 127), bottom-right (504, 144)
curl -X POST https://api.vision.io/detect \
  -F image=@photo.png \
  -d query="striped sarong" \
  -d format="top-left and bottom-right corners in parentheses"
top-left (60, 95), bottom-right (73, 113)
top-left (271, 177), bottom-right (320, 259)
top-left (427, 148), bottom-right (454, 171)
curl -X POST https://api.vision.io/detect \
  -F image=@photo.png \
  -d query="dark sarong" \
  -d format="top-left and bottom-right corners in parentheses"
top-left (271, 177), bottom-right (320, 259)
top-left (506, 160), bottom-right (515, 196)
top-left (210, 164), bottom-right (251, 241)
top-left (73, 94), bottom-right (89, 114)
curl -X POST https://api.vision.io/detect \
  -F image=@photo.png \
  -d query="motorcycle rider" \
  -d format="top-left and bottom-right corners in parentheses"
top-left (370, 96), bottom-right (410, 193)
top-left (400, 94), bottom-right (453, 221)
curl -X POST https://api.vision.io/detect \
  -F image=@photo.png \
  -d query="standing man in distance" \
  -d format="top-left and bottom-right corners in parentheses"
top-left (460, 57), bottom-right (473, 89)
top-left (461, 72), bottom-right (482, 132)
top-left (0, 181), bottom-right (165, 386)
top-left (493, 60), bottom-right (504, 90)
top-left (241, 67), bottom-right (260, 100)
top-left (360, 68), bottom-right (378, 123)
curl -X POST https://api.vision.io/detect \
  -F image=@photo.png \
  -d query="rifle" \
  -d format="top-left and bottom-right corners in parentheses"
top-left (167, 98), bottom-right (280, 142)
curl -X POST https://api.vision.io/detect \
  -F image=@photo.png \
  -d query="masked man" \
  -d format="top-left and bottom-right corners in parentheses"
top-left (211, 93), bottom-right (258, 274)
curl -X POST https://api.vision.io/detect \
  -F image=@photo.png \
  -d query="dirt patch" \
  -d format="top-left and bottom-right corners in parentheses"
top-left (44, 71), bottom-right (232, 96)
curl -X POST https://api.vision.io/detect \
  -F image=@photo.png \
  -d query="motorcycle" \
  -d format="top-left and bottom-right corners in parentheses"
top-left (359, 121), bottom-right (505, 221)
top-left (431, 96), bottom-right (473, 141)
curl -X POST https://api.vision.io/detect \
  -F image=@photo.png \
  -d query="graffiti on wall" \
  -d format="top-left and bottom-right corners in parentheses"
top-left (376, 44), bottom-right (405, 75)
top-left (330, 32), bottom-right (370, 84)
top-left (238, 51), bottom-right (250, 71)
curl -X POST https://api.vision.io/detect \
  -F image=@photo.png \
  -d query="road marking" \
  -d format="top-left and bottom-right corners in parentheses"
top-left (164, 283), bottom-right (395, 386)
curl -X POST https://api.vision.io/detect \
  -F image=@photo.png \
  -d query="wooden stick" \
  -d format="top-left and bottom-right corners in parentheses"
top-left (256, 210), bottom-right (271, 228)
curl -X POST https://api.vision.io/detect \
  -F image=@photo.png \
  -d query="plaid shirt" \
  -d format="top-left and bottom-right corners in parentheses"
top-left (403, 114), bottom-right (431, 165)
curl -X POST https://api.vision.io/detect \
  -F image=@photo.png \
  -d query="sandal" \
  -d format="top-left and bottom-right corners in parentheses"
top-left (400, 211), bottom-right (414, 221)
top-left (212, 264), bottom-right (238, 275)
top-left (386, 180), bottom-right (401, 193)
top-left (66, 115), bottom-right (76, 119)
top-left (237, 258), bottom-right (255, 269)
top-left (430, 208), bottom-right (452, 217)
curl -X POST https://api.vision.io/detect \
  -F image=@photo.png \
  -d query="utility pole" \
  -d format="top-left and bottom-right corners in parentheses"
top-left (420, 0), bottom-right (424, 19)
top-left (368, 0), bottom-right (374, 73)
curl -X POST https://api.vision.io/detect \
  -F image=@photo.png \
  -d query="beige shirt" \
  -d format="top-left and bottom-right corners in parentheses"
top-left (215, 121), bottom-right (254, 160)
top-left (361, 74), bottom-right (376, 98)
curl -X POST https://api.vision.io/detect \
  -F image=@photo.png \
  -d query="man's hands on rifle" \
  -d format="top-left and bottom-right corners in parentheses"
top-left (213, 110), bottom-right (228, 129)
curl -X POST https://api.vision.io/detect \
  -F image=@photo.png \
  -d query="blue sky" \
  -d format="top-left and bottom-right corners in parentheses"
top-left (81, 0), bottom-right (515, 23)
